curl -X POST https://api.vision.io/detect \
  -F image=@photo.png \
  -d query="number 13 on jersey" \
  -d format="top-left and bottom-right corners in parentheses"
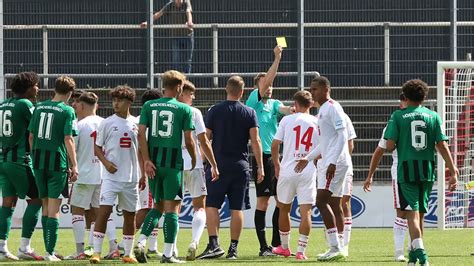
top-left (151, 110), bottom-right (174, 138)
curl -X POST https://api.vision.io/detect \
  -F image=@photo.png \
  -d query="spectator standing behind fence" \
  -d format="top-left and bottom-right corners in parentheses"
top-left (141, 0), bottom-right (194, 74)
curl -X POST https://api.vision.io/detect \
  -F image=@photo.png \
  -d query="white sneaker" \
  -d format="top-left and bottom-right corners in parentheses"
top-left (408, 263), bottom-right (416, 266)
top-left (316, 248), bottom-right (330, 258)
top-left (394, 253), bottom-right (407, 262)
top-left (341, 245), bottom-right (349, 257)
top-left (317, 247), bottom-right (345, 262)
top-left (17, 248), bottom-right (43, 260)
top-left (186, 241), bottom-right (198, 261)
top-left (0, 250), bottom-right (19, 261)
top-left (44, 253), bottom-right (61, 262)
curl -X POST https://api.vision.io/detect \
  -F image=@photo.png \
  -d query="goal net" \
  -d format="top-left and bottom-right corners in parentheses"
top-left (437, 61), bottom-right (474, 229)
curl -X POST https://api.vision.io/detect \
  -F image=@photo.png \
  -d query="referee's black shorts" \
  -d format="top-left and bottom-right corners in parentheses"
top-left (252, 153), bottom-right (277, 197)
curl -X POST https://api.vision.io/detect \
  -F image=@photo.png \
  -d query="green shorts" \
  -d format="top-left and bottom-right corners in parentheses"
top-left (150, 168), bottom-right (183, 202)
top-left (398, 180), bottom-right (434, 213)
top-left (34, 169), bottom-right (68, 199)
top-left (0, 162), bottom-right (38, 199)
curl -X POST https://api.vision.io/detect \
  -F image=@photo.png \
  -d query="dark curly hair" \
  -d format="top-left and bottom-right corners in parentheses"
top-left (10, 72), bottom-right (39, 95)
top-left (141, 89), bottom-right (162, 105)
top-left (110, 85), bottom-right (136, 102)
top-left (402, 79), bottom-right (429, 103)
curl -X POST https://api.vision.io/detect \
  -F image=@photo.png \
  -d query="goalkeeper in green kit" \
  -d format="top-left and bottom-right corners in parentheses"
top-left (384, 79), bottom-right (458, 266)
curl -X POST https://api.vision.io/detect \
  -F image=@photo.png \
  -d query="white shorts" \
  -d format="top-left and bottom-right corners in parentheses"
top-left (100, 179), bottom-right (139, 212)
top-left (317, 164), bottom-right (349, 198)
top-left (183, 168), bottom-right (207, 198)
top-left (391, 165), bottom-right (400, 209)
top-left (277, 167), bottom-right (316, 205)
top-left (138, 178), bottom-right (153, 210)
top-left (342, 167), bottom-right (353, 196)
top-left (70, 183), bottom-right (101, 210)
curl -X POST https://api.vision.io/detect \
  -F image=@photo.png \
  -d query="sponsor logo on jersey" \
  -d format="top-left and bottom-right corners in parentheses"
top-left (425, 190), bottom-right (474, 225)
top-left (290, 195), bottom-right (366, 225)
top-left (179, 193), bottom-right (231, 225)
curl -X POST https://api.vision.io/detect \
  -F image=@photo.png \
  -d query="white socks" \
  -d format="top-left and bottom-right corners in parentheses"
top-left (20, 237), bottom-right (32, 252)
top-left (297, 234), bottom-right (309, 254)
top-left (163, 243), bottom-right (173, 258)
top-left (93, 232), bottom-right (105, 255)
top-left (393, 217), bottom-right (408, 253)
top-left (326, 227), bottom-right (339, 248)
top-left (72, 215), bottom-right (86, 251)
top-left (106, 218), bottom-right (116, 243)
top-left (343, 217), bottom-right (352, 247)
top-left (0, 240), bottom-right (7, 252)
top-left (149, 229), bottom-right (158, 251)
top-left (137, 234), bottom-right (148, 248)
top-left (191, 209), bottom-right (206, 244)
top-left (279, 230), bottom-right (290, 249)
top-left (88, 222), bottom-right (96, 247)
top-left (122, 235), bottom-right (135, 257)
top-left (412, 238), bottom-right (424, 250)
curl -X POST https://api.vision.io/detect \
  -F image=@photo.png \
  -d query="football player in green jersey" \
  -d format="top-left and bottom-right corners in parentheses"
top-left (136, 70), bottom-right (197, 263)
top-left (384, 79), bottom-right (458, 266)
top-left (28, 76), bottom-right (78, 261)
top-left (0, 72), bottom-right (43, 261)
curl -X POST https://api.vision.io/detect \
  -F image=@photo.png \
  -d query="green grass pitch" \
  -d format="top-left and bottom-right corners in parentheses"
top-left (1, 228), bottom-right (474, 265)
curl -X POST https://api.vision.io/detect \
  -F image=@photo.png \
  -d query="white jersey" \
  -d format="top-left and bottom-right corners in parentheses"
top-left (274, 113), bottom-right (319, 177)
top-left (182, 106), bottom-right (205, 170)
top-left (75, 115), bottom-right (104, 184)
top-left (378, 127), bottom-right (398, 179)
top-left (345, 113), bottom-right (357, 170)
top-left (317, 99), bottom-right (351, 167)
top-left (96, 114), bottom-right (140, 183)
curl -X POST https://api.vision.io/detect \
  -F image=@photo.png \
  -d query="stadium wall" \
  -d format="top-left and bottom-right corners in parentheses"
top-left (3, 184), bottom-right (444, 228)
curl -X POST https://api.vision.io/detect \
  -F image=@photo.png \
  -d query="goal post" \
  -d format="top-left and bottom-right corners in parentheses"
top-left (437, 61), bottom-right (474, 229)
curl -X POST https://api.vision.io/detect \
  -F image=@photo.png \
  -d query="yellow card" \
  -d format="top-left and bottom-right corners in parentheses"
top-left (276, 37), bottom-right (287, 48)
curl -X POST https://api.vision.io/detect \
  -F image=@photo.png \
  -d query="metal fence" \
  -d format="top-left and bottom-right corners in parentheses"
top-left (1, 0), bottom-right (474, 90)
top-left (1, 0), bottom-right (472, 181)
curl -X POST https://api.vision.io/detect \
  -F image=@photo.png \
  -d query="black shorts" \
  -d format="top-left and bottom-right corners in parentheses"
top-left (252, 154), bottom-right (277, 197)
top-left (205, 166), bottom-right (251, 211)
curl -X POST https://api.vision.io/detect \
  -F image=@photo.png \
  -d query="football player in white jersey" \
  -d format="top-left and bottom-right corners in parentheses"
top-left (364, 93), bottom-right (410, 262)
top-left (67, 92), bottom-right (119, 260)
top-left (270, 91), bottom-right (318, 261)
top-left (337, 113), bottom-right (357, 257)
top-left (90, 86), bottom-right (141, 264)
top-left (295, 76), bottom-right (349, 261)
top-left (178, 81), bottom-right (219, 261)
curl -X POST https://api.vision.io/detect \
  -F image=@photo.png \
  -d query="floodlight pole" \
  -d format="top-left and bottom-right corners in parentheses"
top-left (0, 0), bottom-right (4, 101)
top-left (297, 0), bottom-right (304, 90)
top-left (146, 0), bottom-right (154, 89)
top-left (450, 0), bottom-right (457, 61)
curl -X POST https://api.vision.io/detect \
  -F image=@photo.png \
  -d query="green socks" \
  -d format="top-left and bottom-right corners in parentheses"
top-left (163, 213), bottom-right (178, 244)
top-left (415, 248), bottom-right (428, 264)
top-left (0, 207), bottom-right (14, 240)
top-left (41, 216), bottom-right (48, 247)
top-left (21, 203), bottom-right (41, 239)
top-left (140, 209), bottom-right (162, 237)
top-left (45, 217), bottom-right (59, 254)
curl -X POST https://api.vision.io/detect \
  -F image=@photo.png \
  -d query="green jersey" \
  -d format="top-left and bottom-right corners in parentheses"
top-left (28, 100), bottom-right (78, 171)
top-left (0, 98), bottom-right (34, 164)
top-left (139, 97), bottom-right (194, 170)
top-left (384, 105), bottom-right (448, 183)
top-left (245, 89), bottom-right (283, 154)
